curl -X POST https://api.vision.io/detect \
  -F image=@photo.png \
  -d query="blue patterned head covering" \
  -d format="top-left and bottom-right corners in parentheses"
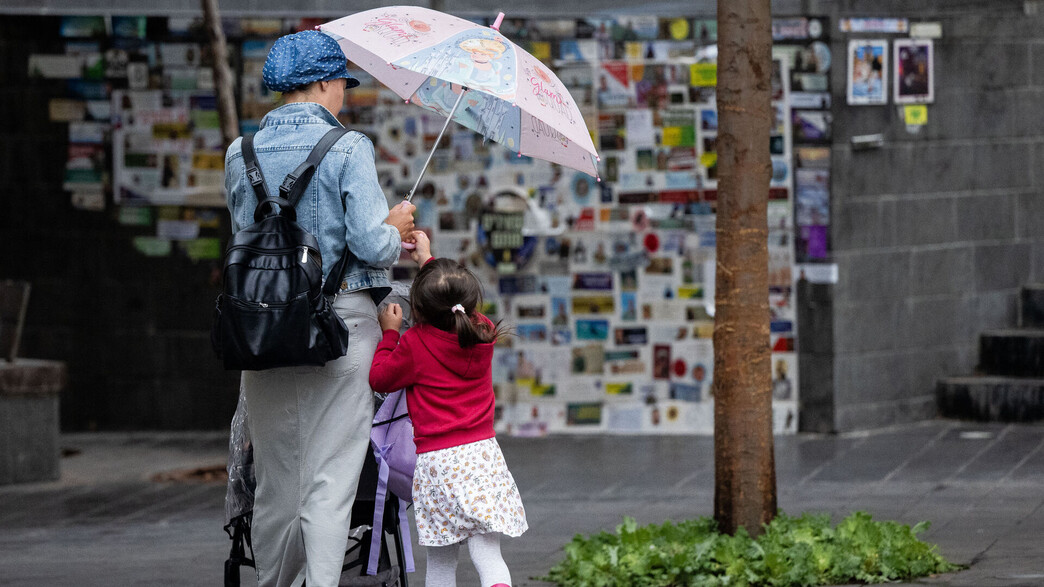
top-left (262, 30), bottom-right (359, 93)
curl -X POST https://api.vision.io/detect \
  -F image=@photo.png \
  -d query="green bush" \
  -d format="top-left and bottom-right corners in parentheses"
top-left (542, 511), bottom-right (961, 587)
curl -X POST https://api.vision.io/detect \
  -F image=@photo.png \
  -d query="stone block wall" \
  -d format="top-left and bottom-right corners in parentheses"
top-left (817, 0), bottom-right (1044, 430)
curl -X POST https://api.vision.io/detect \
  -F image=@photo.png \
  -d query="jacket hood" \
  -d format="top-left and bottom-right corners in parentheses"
top-left (413, 320), bottom-right (495, 380)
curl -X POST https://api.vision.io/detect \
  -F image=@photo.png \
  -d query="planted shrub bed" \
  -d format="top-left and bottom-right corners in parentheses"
top-left (543, 511), bottom-right (961, 587)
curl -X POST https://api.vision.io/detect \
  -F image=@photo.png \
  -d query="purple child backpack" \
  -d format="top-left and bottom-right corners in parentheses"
top-left (367, 389), bottom-right (417, 576)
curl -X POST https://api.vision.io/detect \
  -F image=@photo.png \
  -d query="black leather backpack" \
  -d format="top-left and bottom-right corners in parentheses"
top-left (211, 128), bottom-right (352, 371)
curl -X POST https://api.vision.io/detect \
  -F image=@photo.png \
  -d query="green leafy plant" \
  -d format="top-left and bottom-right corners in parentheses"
top-left (542, 511), bottom-right (961, 587)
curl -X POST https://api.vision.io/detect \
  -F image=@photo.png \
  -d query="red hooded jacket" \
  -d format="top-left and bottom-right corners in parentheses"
top-left (369, 315), bottom-right (496, 454)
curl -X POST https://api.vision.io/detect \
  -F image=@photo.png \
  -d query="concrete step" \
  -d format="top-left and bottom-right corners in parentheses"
top-left (979, 329), bottom-right (1044, 377)
top-left (937, 375), bottom-right (1044, 422)
top-left (1021, 284), bottom-right (1044, 328)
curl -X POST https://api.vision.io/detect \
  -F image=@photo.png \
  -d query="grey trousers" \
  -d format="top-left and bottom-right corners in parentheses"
top-left (242, 291), bottom-right (380, 587)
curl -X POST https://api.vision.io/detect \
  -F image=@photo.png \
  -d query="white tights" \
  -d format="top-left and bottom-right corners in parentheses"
top-left (424, 533), bottom-right (511, 587)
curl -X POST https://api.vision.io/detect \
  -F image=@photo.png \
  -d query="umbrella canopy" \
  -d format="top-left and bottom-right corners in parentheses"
top-left (319, 6), bottom-right (599, 178)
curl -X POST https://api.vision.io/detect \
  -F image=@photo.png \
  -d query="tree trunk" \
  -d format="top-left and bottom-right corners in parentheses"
top-left (712, 0), bottom-right (777, 537)
top-left (201, 0), bottom-right (239, 149)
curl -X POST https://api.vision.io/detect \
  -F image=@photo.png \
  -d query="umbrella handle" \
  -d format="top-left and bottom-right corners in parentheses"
top-left (394, 200), bottom-right (417, 250)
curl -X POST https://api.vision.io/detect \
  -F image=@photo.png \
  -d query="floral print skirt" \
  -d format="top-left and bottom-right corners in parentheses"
top-left (412, 437), bottom-right (528, 546)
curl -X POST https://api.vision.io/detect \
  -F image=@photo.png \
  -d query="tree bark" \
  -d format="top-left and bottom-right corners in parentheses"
top-left (712, 0), bottom-right (777, 537)
top-left (201, 0), bottom-right (239, 149)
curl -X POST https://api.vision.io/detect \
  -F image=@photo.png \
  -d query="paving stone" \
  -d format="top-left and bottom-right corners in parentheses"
top-left (887, 425), bottom-right (1009, 483)
top-left (808, 425), bottom-right (947, 482)
top-left (951, 425), bottom-right (1044, 480)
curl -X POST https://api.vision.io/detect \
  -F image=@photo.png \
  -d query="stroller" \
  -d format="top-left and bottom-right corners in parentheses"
top-left (223, 283), bottom-right (416, 587)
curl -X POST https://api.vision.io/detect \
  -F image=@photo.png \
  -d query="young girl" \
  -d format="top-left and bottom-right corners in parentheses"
top-left (369, 231), bottom-right (527, 587)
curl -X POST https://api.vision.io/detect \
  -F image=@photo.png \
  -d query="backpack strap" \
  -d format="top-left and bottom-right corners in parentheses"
top-left (280, 127), bottom-right (349, 207)
top-left (244, 134), bottom-right (297, 223)
top-left (241, 134), bottom-right (271, 201)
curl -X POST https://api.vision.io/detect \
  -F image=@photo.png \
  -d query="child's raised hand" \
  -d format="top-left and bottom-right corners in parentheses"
top-left (408, 230), bottom-right (432, 265)
top-left (379, 303), bottom-right (403, 332)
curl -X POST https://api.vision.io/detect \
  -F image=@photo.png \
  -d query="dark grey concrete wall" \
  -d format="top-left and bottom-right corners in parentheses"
top-left (821, 0), bottom-right (1044, 430)
top-left (0, 17), bottom-right (241, 431)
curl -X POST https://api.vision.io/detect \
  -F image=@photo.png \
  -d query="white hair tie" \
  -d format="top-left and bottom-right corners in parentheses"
top-left (451, 304), bottom-right (466, 315)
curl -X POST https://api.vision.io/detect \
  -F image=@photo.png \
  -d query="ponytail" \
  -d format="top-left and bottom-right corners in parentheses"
top-left (454, 310), bottom-right (502, 348)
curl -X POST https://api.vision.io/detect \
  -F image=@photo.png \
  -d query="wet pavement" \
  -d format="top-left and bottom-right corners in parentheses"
top-left (2, 420), bottom-right (1043, 586)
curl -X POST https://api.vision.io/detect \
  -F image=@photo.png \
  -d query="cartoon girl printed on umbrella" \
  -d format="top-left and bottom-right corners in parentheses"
top-left (458, 37), bottom-right (511, 95)
top-left (405, 34), bottom-right (515, 128)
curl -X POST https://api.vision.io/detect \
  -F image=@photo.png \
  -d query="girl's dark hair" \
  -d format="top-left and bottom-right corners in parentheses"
top-left (410, 258), bottom-right (503, 348)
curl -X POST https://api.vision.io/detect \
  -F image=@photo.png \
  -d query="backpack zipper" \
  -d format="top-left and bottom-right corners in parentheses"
top-left (229, 244), bottom-right (320, 266)
top-left (228, 244), bottom-right (314, 255)
top-left (226, 295), bottom-right (295, 310)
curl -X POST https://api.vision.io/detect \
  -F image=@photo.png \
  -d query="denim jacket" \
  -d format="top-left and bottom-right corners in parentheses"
top-left (225, 102), bottom-right (399, 302)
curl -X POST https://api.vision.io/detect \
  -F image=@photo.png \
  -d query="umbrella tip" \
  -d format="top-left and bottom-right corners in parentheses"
top-left (314, 25), bottom-right (320, 30)
top-left (491, 12), bottom-right (505, 31)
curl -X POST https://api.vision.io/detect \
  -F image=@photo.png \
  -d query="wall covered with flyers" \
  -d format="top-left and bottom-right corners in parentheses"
top-left (359, 15), bottom-right (829, 436)
top-left (31, 13), bottom-right (835, 435)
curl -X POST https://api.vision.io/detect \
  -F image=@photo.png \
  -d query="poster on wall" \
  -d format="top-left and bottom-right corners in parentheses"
top-left (111, 89), bottom-right (225, 207)
top-left (846, 39), bottom-right (888, 105)
top-left (893, 38), bottom-right (933, 104)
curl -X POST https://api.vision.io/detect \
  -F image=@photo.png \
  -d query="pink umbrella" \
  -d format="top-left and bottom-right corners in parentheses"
top-left (319, 6), bottom-right (600, 202)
